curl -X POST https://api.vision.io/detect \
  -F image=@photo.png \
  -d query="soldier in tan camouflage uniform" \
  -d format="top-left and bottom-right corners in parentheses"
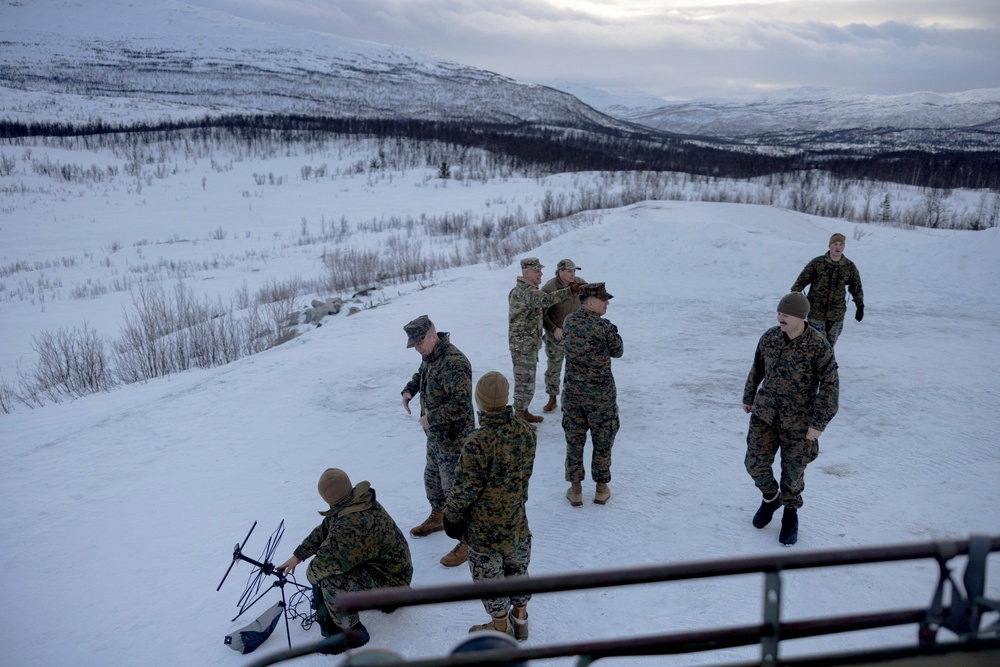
top-left (561, 283), bottom-right (624, 506)
top-left (401, 315), bottom-right (476, 567)
top-left (444, 371), bottom-right (536, 640)
top-left (791, 232), bottom-right (865, 347)
top-left (508, 257), bottom-right (578, 428)
top-left (541, 259), bottom-right (588, 413)
top-left (742, 292), bottom-right (839, 546)
top-left (277, 468), bottom-right (413, 654)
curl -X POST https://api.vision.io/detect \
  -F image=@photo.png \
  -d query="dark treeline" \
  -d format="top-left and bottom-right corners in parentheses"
top-left (3, 114), bottom-right (998, 190)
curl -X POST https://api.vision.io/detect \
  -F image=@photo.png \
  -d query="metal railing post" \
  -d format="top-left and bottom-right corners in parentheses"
top-left (762, 570), bottom-right (782, 667)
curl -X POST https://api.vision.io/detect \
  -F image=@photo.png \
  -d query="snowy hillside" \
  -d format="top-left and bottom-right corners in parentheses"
top-left (0, 0), bottom-right (629, 132)
top-left (2, 187), bottom-right (999, 666)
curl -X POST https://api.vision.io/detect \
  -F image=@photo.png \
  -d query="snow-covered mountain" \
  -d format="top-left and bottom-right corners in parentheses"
top-left (3, 0), bottom-right (999, 157)
top-left (557, 83), bottom-right (1000, 152)
top-left (0, 0), bottom-right (634, 133)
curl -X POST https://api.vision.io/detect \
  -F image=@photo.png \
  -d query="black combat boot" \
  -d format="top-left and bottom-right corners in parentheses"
top-left (779, 507), bottom-right (798, 546)
top-left (752, 492), bottom-right (781, 529)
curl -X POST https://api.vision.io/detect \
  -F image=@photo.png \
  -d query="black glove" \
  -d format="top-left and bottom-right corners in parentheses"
top-left (855, 305), bottom-right (864, 322)
top-left (443, 515), bottom-right (467, 540)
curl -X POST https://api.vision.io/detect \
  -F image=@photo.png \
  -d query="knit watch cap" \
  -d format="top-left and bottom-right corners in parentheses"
top-left (318, 468), bottom-right (352, 506)
top-left (777, 292), bottom-right (810, 319)
top-left (829, 233), bottom-right (846, 245)
top-left (475, 371), bottom-right (509, 412)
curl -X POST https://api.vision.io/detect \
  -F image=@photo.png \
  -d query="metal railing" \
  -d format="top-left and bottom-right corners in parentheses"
top-left (248, 534), bottom-right (1000, 666)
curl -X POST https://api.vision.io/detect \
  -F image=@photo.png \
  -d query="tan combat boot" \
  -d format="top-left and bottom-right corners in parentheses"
top-left (543, 395), bottom-right (558, 412)
top-left (440, 540), bottom-right (469, 567)
top-left (469, 614), bottom-right (515, 637)
top-left (509, 605), bottom-right (529, 641)
top-left (594, 482), bottom-right (611, 505)
top-left (515, 412), bottom-right (538, 431)
top-left (566, 481), bottom-right (583, 507)
top-left (521, 410), bottom-right (544, 423)
top-left (410, 509), bottom-right (444, 537)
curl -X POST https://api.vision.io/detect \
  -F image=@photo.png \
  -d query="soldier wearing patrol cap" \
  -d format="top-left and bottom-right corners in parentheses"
top-left (400, 315), bottom-right (475, 567)
top-left (561, 282), bottom-right (623, 506)
top-left (508, 258), bottom-right (579, 428)
top-left (540, 259), bottom-right (588, 413)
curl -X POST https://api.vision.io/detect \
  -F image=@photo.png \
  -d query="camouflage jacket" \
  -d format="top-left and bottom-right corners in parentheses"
top-left (401, 333), bottom-right (475, 448)
top-left (444, 407), bottom-right (537, 556)
top-left (541, 275), bottom-right (587, 335)
top-left (791, 253), bottom-right (864, 322)
top-left (742, 325), bottom-right (840, 434)
top-left (562, 307), bottom-right (624, 399)
top-left (294, 482), bottom-right (414, 588)
top-left (509, 277), bottom-right (573, 352)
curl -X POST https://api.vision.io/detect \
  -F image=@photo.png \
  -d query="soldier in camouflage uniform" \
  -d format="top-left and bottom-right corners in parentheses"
top-left (742, 292), bottom-right (839, 546)
top-left (277, 468), bottom-right (413, 653)
top-left (541, 259), bottom-right (588, 413)
top-left (401, 315), bottom-right (476, 567)
top-left (444, 371), bottom-right (536, 640)
top-left (509, 257), bottom-right (578, 427)
top-left (791, 232), bottom-right (865, 347)
top-left (561, 283), bottom-right (624, 506)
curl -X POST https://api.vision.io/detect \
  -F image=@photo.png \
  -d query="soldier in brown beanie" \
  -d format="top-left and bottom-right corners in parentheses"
top-left (791, 232), bottom-right (865, 347)
top-left (445, 371), bottom-right (536, 640)
top-left (276, 468), bottom-right (413, 654)
top-left (742, 293), bottom-right (839, 546)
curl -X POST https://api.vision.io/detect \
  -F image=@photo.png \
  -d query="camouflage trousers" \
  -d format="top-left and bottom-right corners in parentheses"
top-left (807, 319), bottom-right (844, 347)
top-left (562, 394), bottom-right (619, 483)
top-left (424, 435), bottom-right (462, 512)
top-left (542, 332), bottom-right (565, 396)
top-left (316, 566), bottom-right (381, 630)
top-left (744, 414), bottom-right (820, 509)
top-left (468, 534), bottom-right (532, 618)
top-left (510, 347), bottom-right (540, 412)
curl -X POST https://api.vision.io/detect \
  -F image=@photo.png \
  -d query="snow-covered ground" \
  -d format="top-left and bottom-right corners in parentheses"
top-left (1, 144), bottom-right (998, 665)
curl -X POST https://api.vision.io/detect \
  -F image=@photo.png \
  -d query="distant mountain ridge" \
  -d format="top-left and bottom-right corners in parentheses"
top-left (551, 83), bottom-right (1000, 152)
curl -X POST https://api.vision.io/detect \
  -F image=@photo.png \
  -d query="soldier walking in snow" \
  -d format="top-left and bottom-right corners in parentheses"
top-left (508, 257), bottom-right (578, 428)
top-left (444, 371), bottom-right (536, 640)
top-left (742, 292), bottom-right (839, 546)
top-left (561, 283), bottom-right (623, 507)
top-left (541, 258), bottom-right (588, 414)
top-left (401, 315), bottom-right (476, 567)
top-left (276, 468), bottom-right (413, 654)
top-left (791, 232), bottom-right (865, 347)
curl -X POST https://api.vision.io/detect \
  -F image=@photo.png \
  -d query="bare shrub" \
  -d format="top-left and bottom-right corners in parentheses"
top-left (30, 322), bottom-right (114, 398)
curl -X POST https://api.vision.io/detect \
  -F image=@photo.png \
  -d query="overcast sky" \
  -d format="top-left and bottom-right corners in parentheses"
top-left (189, 0), bottom-right (1000, 100)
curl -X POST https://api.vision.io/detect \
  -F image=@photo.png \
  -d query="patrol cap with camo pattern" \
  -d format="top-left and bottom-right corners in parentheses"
top-left (557, 258), bottom-right (580, 271)
top-left (520, 257), bottom-right (543, 270)
top-left (777, 292), bottom-right (810, 319)
top-left (404, 315), bottom-right (433, 348)
top-left (579, 282), bottom-right (613, 300)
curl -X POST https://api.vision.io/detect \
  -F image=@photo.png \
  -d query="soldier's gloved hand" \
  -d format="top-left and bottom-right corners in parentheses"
top-left (855, 305), bottom-right (864, 322)
top-left (443, 514), bottom-right (467, 540)
top-left (570, 282), bottom-right (581, 295)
